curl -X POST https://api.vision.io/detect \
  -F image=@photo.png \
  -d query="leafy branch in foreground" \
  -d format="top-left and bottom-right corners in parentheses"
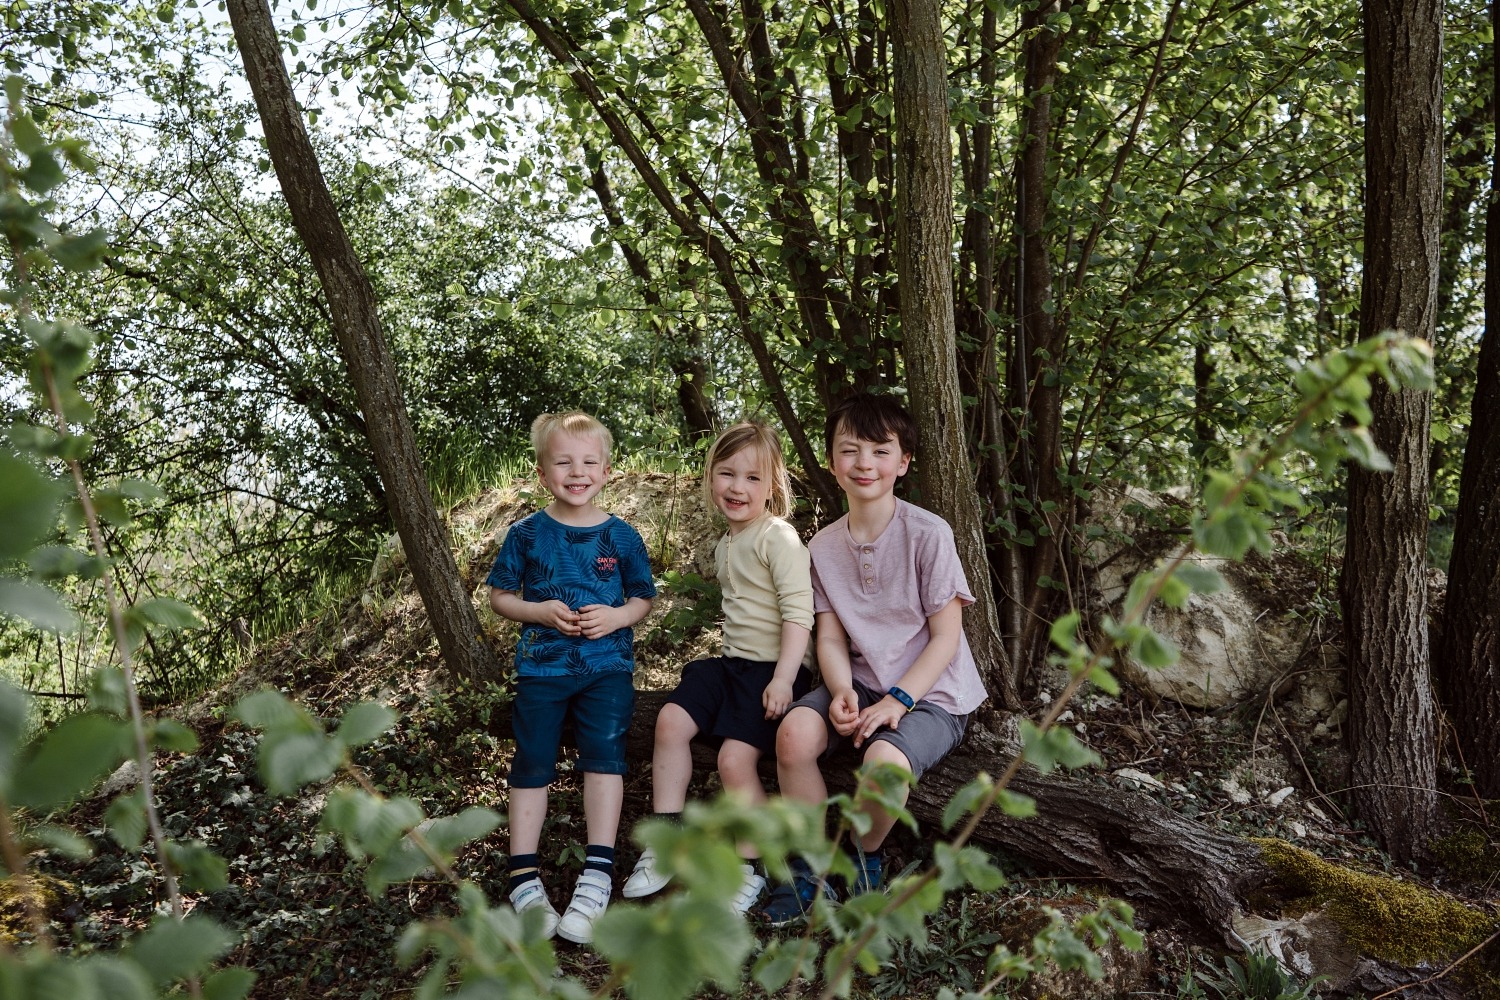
top-left (1, 75), bottom-right (248, 1000)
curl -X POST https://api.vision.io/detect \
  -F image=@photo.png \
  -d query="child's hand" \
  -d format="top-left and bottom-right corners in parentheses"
top-left (576, 604), bottom-right (620, 639)
top-left (852, 698), bottom-right (906, 748)
top-left (829, 688), bottom-right (861, 737)
top-left (762, 679), bottom-right (795, 720)
top-left (536, 600), bottom-right (581, 635)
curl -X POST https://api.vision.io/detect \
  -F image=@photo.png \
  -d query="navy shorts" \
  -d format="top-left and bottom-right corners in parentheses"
top-left (509, 671), bottom-right (634, 788)
top-left (787, 679), bottom-right (968, 780)
top-left (664, 656), bottom-right (813, 753)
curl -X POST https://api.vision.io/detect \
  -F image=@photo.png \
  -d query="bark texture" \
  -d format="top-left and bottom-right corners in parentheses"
top-left (1436, 0), bottom-right (1500, 798)
top-left (1342, 0), bottom-right (1443, 860)
top-left (1012, 3), bottom-right (1067, 685)
top-left (226, 0), bottom-right (498, 682)
top-left (889, 0), bottom-right (1018, 709)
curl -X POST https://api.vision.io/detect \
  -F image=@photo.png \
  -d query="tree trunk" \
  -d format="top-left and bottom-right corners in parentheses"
top-left (888, 0), bottom-right (1019, 710)
top-left (1435, 0), bottom-right (1500, 799)
top-left (225, 0), bottom-right (498, 682)
top-left (1341, 0), bottom-right (1442, 861)
top-left (1012, 2), bottom-right (1066, 688)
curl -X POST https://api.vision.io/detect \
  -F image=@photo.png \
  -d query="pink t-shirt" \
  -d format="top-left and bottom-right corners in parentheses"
top-left (809, 500), bottom-right (989, 715)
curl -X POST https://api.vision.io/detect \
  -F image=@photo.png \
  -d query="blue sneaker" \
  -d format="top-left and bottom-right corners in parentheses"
top-left (848, 846), bottom-right (883, 895)
top-left (759, 859), bottom-right (835, 928)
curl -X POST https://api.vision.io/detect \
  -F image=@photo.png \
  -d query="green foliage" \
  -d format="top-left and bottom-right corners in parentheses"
top-left (1193, 951), bottom-right (1322, 1000)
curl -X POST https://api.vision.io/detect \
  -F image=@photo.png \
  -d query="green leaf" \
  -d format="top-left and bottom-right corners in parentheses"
top-left (1020, 721), bottom-right (1102, 775)
top-left (127, 597), bottom-right (203, 632)
top-left (259, 731), bottom-right (342, 795)
top-left (88, 666), bottom-right (128, 716)
top-left (201, 967), bottom-right (257, 1000)
top-left (29, 823), bottom-right (92, 860)
top-left (13, 712), bottom-right (132, 810)
top-left (0, 450), bottom-right (62, 560)
top-left (941, 773), bottom-right (994, 831)
top-left (163, 841), bottom-right (229, 891)
top-left (233, 689), bottom-right (315, 732)
top-left (1131, 630), bottom-right (1180, 669)
top-left (320, 787), bottom-right (423, 858)
top-left (594, 897), bottom-right (754, 1000)
top-left (125, 914), bottom-right (235, 985)
top-left (1048, 611), bottom-right (1082, 651)
top-left (0, 579), bottom-right (74, 632)
top-left (151, 719), bottom-right (199, 753)
top-left (334, 701), bottom-right (397, 748)
top-left (1174, 562), bottom-right (1224, 595)
top-left (996, 788), bottom-right (1037, 819)
top-left (75, 955), bottom-right (154, 1000)
top-left (0, 682), bottom-right (29, 798)
top-left (106, 788), bottom-right (149, 851)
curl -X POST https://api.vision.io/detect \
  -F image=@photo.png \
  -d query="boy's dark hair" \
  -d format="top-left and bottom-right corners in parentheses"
top-left (824, 392), bottom-right (920, 460)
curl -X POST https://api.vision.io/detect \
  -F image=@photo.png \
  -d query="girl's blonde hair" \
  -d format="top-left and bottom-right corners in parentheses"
top-left (703, 422), bottom-right (794, 520)
top-left (530, 411), bottom-right (612, 464)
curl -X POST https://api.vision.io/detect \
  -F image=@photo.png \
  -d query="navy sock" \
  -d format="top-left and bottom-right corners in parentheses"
top-left (584, 844), bottom-right (616, 878)
top-left (507, 853), bottom-right (541, 894)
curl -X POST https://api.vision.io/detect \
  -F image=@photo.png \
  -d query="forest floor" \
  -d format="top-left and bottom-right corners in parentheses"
top-left (26, 473), bottom-right (1500, 999)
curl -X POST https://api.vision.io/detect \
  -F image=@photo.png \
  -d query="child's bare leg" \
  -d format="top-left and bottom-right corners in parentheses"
top-left (582, 772), bottom-right (625, 848)
top-left (775, 705), bottom-right (831, 807)
top-left (718, 739), bottom-right (767, 859)
top-left (854, 740), bottom-right (912, 852)
top-left (651, 703), bottom-right (699, 813)
top-left (509, 785), bottom-right (549, 856)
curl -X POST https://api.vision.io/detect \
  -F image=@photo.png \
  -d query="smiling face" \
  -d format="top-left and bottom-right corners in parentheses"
top-left (536, 430), bottom-right (610, 519)
top-left (710, 444), bottom-right (772, 534)
top-left (829, 427), bottom-right (910, 505)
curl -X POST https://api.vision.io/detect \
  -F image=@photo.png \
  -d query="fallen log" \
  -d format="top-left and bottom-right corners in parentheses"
top-left (494, 689), bottom-right (1269, 938)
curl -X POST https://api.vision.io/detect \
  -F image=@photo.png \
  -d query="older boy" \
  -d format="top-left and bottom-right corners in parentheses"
top-left (488, 411), bottom-right (655, 943)
top-left (761, 393), bottom-right (988, 927)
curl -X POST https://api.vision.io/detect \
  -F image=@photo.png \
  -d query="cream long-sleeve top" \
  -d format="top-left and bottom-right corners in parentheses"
top-left (715, 514), bottom-right (814, 663)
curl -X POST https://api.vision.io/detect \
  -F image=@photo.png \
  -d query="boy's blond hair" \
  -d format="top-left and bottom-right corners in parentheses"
top-left (531, 411), bottom-right (613, 464)
top-left (703, 422), bottom-right (794, 520)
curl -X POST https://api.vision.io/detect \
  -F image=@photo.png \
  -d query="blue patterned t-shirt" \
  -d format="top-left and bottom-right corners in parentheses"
top-left (486, 510), bottom-right (656, 676)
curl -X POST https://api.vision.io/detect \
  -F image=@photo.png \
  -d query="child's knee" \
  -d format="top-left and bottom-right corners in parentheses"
top-left (776, 707), bottom-right (824, 760)
top-left (655, 703), bottom-right (697, 743)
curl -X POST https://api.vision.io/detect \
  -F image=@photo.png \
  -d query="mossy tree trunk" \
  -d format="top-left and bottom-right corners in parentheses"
top-left (1341, 0), bottom-right (1443, 862)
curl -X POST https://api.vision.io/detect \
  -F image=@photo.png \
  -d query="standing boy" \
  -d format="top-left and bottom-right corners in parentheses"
top-left (488, 411), bottom-right (656, 944)
top-left (761, 393), bottom-right (988, 926)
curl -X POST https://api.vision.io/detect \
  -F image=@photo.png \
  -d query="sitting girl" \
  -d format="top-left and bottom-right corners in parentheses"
top-left (623, 422), bottom-right (813, 913)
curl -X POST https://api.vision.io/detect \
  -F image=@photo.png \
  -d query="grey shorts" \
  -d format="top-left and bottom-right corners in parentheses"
top-left (788, 679), bottom-right (968, 780)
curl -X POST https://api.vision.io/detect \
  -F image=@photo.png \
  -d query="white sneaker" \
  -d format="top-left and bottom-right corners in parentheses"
top-left (622, 848), bottom-right (672, 898)
top-left (508, 879), bottom-right (559, 939)
top-left (557, 869), bottom-right (613, 944)
top-left (731, 864), bottom-right (766, 915)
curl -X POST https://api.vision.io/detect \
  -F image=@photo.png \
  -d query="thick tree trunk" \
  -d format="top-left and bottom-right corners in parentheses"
top-left (1013, 3), bottom-right (1066, 687)
top-left (1342, 0), bottom-right (1442, 861)
top-left (225, 0), bottom-right (498, 682)
top-left (1436, 0), bottom-right (1500, 799)
top-left (888, 0), bottom-right (1019, 710)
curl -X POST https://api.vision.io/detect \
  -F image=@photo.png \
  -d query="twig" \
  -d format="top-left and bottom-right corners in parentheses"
top-left (1369, 928), bottom-right (1500, 999)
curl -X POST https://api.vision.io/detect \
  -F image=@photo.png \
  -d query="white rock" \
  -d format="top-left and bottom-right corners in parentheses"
top-left (1114, 767), bottom-right (1165, 789)
top-left (1219, 776), bottom-right (1253, 805)
top-left (1265, 786), bottom-right (1295, 807)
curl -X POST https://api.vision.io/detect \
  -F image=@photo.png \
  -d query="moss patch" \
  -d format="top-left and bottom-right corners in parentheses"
top-left (1432, 824), bottom-right (1500, 885)
top-left (1255, 838), bottom-right (1499, 970)
top-left (0, 874), bottom-right (75, 945)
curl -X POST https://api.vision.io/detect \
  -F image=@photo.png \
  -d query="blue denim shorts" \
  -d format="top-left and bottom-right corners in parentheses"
top-left (509, 671), bottom-right (635, 788)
